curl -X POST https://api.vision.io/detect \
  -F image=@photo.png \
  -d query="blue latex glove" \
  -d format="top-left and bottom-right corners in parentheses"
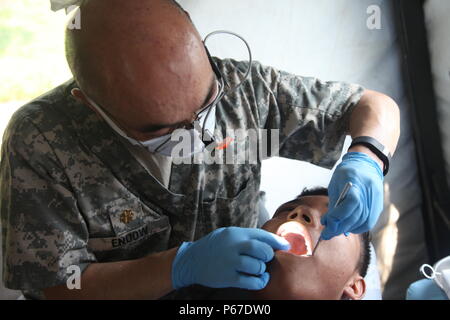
top-left (407, 279), bottom-right (449, 300)
top-left (171, 227), bottom-right (290, 290)
top-left (321, 152), bottom-right (384, 240)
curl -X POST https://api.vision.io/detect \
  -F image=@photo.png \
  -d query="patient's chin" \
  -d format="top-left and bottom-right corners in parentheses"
top-left (254, 254), bottom-right (307, 300)
top-left (256, 251), bottom-right (344, 300)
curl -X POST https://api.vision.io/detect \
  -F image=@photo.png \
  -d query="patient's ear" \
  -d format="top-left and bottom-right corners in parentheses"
top-left (342, 275), bottom-right (366, 300)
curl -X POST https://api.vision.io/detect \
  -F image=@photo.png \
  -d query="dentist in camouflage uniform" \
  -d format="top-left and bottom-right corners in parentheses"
top-left (0, 0), bottom-right (400, 299)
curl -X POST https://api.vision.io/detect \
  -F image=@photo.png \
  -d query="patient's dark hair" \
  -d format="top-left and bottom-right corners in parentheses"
top-left (293, 187), bottom-right (372, 278)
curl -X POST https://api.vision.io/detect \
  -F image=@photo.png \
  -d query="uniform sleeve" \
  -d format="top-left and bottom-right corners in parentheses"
top-left (248, 61), bottom-right (365, 169)
top-left (0, 113), bottom-right (96, 291)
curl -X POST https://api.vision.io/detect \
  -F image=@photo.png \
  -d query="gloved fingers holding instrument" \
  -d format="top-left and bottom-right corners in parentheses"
top-left (171, 227), bottom-right (291, 290)
top-left (320, 150), bottom-right (384, 240)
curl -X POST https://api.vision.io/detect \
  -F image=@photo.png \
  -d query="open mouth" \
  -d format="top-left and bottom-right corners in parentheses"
top-left (276, 221), bottom-right (313, 257)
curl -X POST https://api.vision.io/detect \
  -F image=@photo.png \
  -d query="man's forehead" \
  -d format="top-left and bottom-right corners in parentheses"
top-left (135, 72), bottom-right (216, 132)
top-left (96, 58), bottom-right (216, 133)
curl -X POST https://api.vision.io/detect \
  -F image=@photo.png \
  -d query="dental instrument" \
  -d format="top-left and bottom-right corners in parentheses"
top-left (310, 182), bottom-right (353, 256)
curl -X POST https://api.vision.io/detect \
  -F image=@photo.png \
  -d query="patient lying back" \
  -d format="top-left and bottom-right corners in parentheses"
top-left (169, 187), bottom-right (371, 300)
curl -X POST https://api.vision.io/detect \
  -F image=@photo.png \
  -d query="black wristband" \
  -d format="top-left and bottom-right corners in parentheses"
top-left (348, 136), bottom-right (392, 176)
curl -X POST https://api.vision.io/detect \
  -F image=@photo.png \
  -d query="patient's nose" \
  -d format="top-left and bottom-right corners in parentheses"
top-left (287, 208), bottom-right (321, 228)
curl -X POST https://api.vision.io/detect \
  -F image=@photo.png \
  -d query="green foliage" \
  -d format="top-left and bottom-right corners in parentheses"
top-left (0, 0), bottom-right (71, 103)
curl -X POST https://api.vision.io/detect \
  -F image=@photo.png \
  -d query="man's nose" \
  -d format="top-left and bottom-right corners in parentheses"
top-left (287, 208), bottom-right (322, 229)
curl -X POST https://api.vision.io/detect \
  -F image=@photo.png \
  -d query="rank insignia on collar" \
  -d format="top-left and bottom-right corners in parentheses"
top-left (120, 209), bottom-right (135, 224)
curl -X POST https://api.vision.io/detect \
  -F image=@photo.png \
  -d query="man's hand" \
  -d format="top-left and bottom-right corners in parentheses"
top-left (321, 152), bottom-right (384, 239)
top-left (171, 227), bottom-right (290, 290)
top-left (321, 90), bottom-right (399, 239)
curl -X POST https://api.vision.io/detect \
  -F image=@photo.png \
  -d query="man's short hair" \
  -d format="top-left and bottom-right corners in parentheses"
top-left (294, 187), bottom-right (372, 278)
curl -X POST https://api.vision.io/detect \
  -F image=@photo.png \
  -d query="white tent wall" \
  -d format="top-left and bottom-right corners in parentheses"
top-left (424, 1), bottom-right (450, 206)
top-left (181, 0), bottom-right (427, 299)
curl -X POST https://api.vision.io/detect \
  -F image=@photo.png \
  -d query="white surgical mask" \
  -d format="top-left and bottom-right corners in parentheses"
top-left (420, 255), bottom-right (450, 299)
top-left (84, 94), bottom-right (217, 158)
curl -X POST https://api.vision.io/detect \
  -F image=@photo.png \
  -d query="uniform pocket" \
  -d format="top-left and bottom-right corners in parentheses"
top-left (87, 197), bottom-right (171, 262)
top-left (200, 177), bottom-right (259, 232)
top-left (104, 197), bottom-right (162, 235)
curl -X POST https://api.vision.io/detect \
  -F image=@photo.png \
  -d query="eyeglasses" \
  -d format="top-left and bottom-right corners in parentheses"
top-left (194, 45), bottom-right (228, 139)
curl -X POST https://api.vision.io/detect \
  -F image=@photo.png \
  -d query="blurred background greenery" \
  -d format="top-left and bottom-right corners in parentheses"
top-left (0, 0), bottom-right (71, 147)
top-left (0, 2), bottom-right (73, 299)
top-left (0, 0), bottom-right (71, 102)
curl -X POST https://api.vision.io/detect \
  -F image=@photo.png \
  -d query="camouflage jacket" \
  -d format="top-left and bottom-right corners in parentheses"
top-left (0, 58), bottom-right (364, 299)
